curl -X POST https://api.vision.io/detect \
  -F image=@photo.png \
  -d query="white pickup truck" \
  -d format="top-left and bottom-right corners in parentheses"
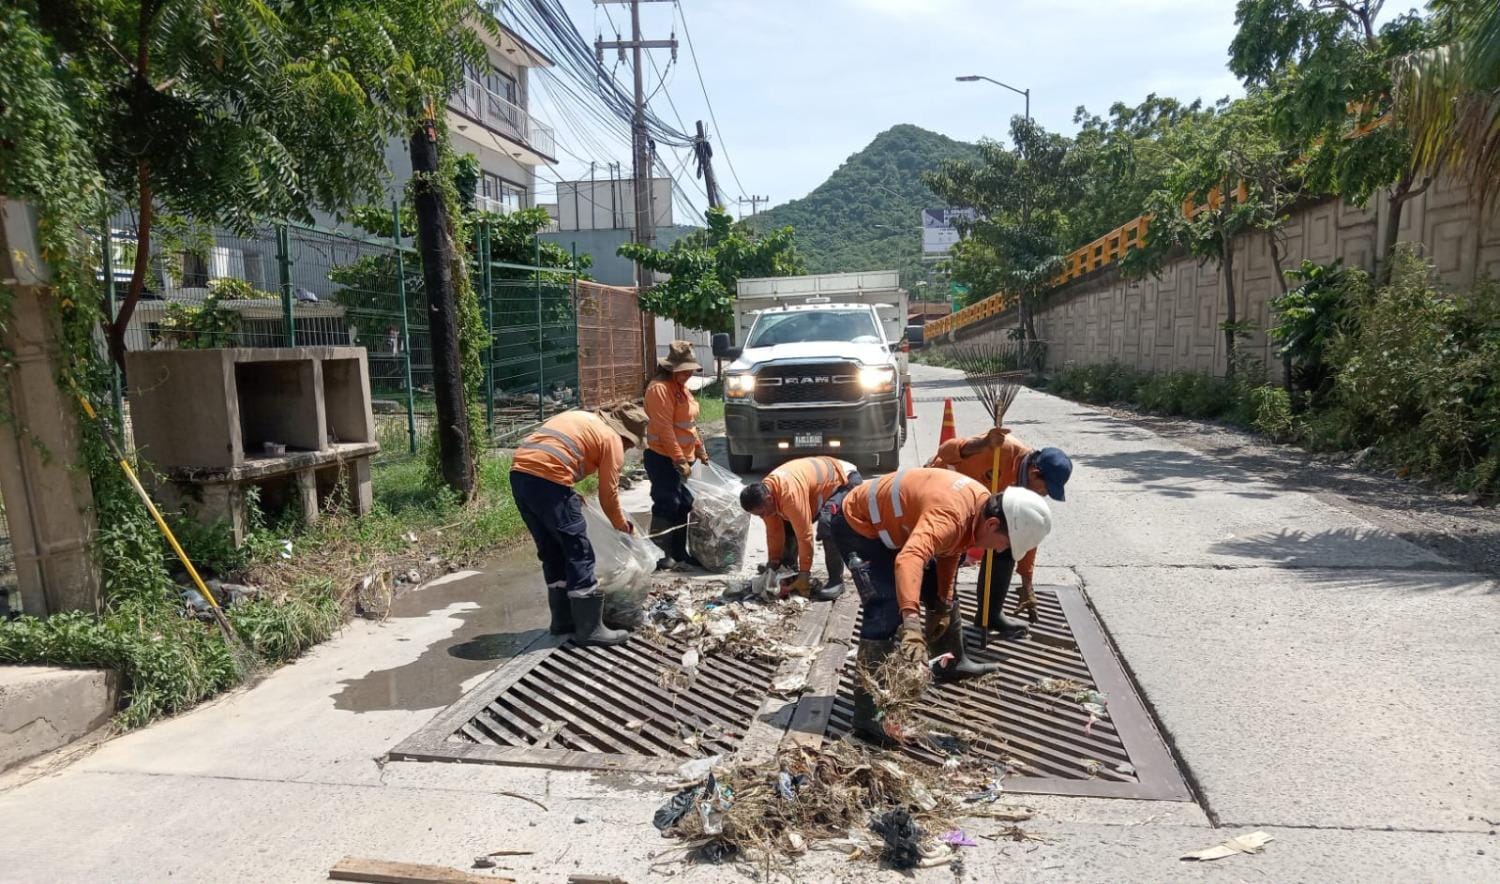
top-left (711, 271), bottom-right (909, 473)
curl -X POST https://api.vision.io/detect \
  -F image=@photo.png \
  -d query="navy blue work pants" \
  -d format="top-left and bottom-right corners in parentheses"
top-left (508, 470), bottom-right (597, 595)
top-left (643, 449), bottom-right (694, 524)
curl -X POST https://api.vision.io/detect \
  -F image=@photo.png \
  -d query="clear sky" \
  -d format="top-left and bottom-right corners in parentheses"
top-left (526, 1), bottom-right (1409, 223)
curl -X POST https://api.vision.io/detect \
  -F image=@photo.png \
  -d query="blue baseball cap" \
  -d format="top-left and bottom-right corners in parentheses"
top-left (1033, 448), bottom-right (1073, 501)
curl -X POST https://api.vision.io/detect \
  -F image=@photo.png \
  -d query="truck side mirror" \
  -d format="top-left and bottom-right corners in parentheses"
top-left (711, 333), bottom-right (740, 361)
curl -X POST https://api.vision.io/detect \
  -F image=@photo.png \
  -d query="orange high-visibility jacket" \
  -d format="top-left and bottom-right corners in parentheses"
top-left (511, 410), bottom-right (628, 531)
top-left (645, 378), bottom-right (705, 463)
top-left (926, 433), bottom-right (1039, 581)
top-left (841, 468), bottom-right (989, 617)
top-left (762, 456), bottom-right (853, 573)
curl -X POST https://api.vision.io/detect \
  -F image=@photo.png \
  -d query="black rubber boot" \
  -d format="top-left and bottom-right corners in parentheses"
top-left (851, 638), bottom-right (897, 745)
top-left (547, 583), bottom-right (573, 635)
top-left (932, 606), bottom-right (1001, 682)
top-left (650, 516), bottom-right (676, 571)
top-left (569, 592), bottom-right (629, 646)
top-left (975, 554), bottom-right (1028, 643)
top-left (820, 538), bottom-right (846, 600)
top-left (670, 511), bottom-right (704, 570)
top-left (810, 581), bottom-right (845, 602)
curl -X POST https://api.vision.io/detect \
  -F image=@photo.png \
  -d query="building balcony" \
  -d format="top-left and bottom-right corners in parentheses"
top-left (449, 91), bottom-right (557, 167)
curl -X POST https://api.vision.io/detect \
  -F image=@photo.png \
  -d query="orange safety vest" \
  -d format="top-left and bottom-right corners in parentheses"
top-left (511, 411), bottom-right (628, 531)
top-left (762, 456), bottom-right (853, 572)
top-left (645, 378), bottom-right (703, 462)
top-left (841, 467), bottom-right (990, 615)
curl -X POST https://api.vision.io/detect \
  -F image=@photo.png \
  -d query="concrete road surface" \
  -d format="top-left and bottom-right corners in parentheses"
top-left (0, 363), bottom-right (1495, 882)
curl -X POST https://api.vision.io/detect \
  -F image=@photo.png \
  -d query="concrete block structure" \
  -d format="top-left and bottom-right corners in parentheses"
top-left (0, 198), bottom-right (101, 617)
top-left (126, 347), bottom-right (379, 544)
top-left (0, 666), bottom-right (118, 774)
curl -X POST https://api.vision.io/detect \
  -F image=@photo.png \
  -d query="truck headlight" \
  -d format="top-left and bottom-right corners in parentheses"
top-left (858, 366), bottom-right (895, 393)
top-left (726, 373), bottom-right (756, 398)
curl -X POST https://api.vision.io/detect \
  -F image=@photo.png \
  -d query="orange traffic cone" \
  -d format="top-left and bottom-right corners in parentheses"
top-left (904, 384), bottom-right (917, 420)
top-left (938, 397), bottom-right (957, 446)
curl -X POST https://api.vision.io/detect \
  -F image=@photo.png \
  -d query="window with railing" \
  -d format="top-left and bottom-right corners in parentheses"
top-left (450, 62), bottom-right (554, 159)
top-left (480, 173), bottom-right (526, 215)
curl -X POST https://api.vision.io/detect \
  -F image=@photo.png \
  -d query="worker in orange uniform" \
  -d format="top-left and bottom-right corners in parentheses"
top-left (926, 427), bottom-right (1073, 640)
top-left (825, 468), bottom-right (1052, 742)
top-left (644, 341), bottom-right (710, 570)
top-left (737, 456), bottom-right (862, 601)
top-left (509, 403), bottom-right (650, 647)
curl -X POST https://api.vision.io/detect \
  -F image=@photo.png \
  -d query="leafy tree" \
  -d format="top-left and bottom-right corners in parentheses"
top-left (923, 117), bottom-right (1088, 341)
top-left (1070, 95), bottom-right (1215, 246)
top-left (1270, 259), bottom-right (1357, 401)
top-left (1229, 0), bottom-right (1437, 280)
top-left (1138, 97), bottom-right (1298, 376)
top-left (941, 238), bottom-right (1009, 307)
top-left (620, 206), bottom-right (804, 335)
top-left (15, 0), bottom-right (483, 366)
top-left (1392, 0), bottom-right (1500, 205)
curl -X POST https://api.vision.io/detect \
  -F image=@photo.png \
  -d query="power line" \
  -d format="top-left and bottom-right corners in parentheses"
top-left (673, 0), bottom-right (749, 200)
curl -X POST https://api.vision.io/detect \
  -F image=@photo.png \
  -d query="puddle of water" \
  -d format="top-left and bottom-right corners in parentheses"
top-left (333, 546), bottom-right (550, 713)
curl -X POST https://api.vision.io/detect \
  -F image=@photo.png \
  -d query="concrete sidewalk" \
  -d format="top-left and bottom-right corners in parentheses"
top-left (0, 363), bottom-right (1495, 882)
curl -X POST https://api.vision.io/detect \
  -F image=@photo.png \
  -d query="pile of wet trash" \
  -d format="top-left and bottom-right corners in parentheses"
top-left (638, 577), bottom-right (810, 663)
top-left (652, 741), bottom-right (1037, 872)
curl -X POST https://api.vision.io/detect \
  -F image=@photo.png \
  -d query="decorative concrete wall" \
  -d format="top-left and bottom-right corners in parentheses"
top-left (1028, 177), bottom-right (1500, 378)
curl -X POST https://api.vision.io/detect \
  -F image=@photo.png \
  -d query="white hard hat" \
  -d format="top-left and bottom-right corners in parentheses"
top-left (1001, 486), bottom-right (1052, 560)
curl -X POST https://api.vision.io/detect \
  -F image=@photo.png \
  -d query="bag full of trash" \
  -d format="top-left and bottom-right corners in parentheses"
top-left (685, 461), bottom-right (750, 573)
top-left (581, 499), bottom-right (663, 630)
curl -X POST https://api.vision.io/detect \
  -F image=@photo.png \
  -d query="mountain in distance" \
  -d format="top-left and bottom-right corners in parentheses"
top-left (749, 124), bottom-right (979, 291)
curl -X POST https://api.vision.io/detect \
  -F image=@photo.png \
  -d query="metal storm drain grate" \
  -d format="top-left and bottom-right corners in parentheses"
top-left (821, 586), bottom-right (1191, 800)
top-left (391, 585), bottom-right (1189, 801)
top-left (390, 634), bottom-right (780, 775)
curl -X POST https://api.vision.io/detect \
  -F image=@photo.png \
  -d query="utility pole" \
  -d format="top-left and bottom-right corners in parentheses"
top-left (694, 120), bottom-right (722, 209)
top-left (595, 0), bottom-right (677, 287)
top-left (737, 194), bottom-right (769, 218)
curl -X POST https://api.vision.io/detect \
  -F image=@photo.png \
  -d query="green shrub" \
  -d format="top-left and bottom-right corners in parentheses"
top-left (1249, 385), bottom-right (1295, 441)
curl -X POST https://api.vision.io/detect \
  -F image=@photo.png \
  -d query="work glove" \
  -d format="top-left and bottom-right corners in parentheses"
top-left (781, 572), bottom-right (812, 598)
top-left (923, 605), bottom-right (951, 645)
top-left (985, 425), bottom-right (1012, 448)
top-left (897, 614), bottom-right (927, 667)
top-left (1014, 575), bottom-right (1039, 623)
top-left (675, 461), bottom-right (692, 480)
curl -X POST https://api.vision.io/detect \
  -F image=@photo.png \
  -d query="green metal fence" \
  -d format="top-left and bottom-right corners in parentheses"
top-left (102, 213), bottom-right (580, 460)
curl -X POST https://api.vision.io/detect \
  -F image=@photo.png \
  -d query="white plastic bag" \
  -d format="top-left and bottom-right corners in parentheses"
top-left (581, 499), bottom-right (663, 629)
top-left (685, 461), bottom-right (750, 573)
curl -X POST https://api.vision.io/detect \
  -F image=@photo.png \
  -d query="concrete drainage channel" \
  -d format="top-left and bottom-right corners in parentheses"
top-left (390, 585), bottom-right (1192, 802)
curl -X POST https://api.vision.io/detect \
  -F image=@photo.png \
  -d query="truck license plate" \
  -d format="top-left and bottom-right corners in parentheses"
top-left (794, 433), bottom-right (823, 448)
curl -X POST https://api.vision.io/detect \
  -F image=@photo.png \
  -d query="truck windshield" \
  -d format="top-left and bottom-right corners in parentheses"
top-left (746, 310), bottom-right (881, 347)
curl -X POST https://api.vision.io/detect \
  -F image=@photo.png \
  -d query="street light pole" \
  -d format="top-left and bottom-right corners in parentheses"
top-left (955, 74), bottom-right (1030, 123)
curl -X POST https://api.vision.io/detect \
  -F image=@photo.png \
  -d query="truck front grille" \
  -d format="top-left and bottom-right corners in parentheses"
top-left (759, 417), bottom-right (857, 433)
top-left (754, 362), bottom-right (861, 405)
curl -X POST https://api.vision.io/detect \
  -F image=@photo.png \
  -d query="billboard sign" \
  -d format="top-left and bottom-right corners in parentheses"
top-left (921, 208), bottom-right (976, 257)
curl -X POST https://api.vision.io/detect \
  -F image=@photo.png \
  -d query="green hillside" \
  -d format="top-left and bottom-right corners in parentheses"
top-left (750, 124), bottom-right (979, 290)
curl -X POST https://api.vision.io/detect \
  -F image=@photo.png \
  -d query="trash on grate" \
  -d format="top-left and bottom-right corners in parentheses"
top-left (1023, 677), bottom-right (1088, 698)
top-left (653, 741), bottom-right (1035, 872)
top-left (856, 645), bottom-right (933, 741)
top-left (582, 500), bottom-right (664, 630)
top-left (639, 578), bottom-right (811, 664)
top-left (1181, 831), bottom-right (1274, 862)
top-left (685, 462), bottom-right (750, 572)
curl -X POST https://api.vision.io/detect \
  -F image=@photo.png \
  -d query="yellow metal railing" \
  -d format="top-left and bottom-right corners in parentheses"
top-left (925, 110), bottom-right (1394, 340)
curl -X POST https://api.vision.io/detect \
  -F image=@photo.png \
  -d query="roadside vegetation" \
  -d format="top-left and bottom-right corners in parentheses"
top-left (1044, 247), bottom-right (1500, 498)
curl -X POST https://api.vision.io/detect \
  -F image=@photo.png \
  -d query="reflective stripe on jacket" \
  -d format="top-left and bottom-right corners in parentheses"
top-left (645, 378), bottom-right (703, 462)
top-left (511, 410), bottom-right (629, 531)
top-left (841, 467), bottom-right (989, 617)
top-left (926, 433), bottom-right (1040, 581)
top-left (762, 456), bottom-right (852, 573)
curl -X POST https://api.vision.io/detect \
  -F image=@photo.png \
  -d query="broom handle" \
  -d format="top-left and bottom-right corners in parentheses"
top-left (979, 441), bottom-right (1003, 628)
